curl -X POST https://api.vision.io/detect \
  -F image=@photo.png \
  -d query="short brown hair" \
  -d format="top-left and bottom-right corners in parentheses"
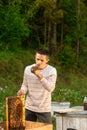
top-left (36, 49), bottom-right (49, 57)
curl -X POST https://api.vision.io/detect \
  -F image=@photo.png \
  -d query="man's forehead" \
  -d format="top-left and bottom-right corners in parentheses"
top-left (36, 53), bottom-right (46, 56)
top-left (35, 53), bottom-right (48, 59)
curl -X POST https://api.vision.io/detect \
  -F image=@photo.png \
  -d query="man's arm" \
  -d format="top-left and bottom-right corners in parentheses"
top-left (40, 74), bottom-right (57, 92)
top-left (31, 66), bottom-right (57, 92)
top-left (17, 70), bottom-right (28, 95)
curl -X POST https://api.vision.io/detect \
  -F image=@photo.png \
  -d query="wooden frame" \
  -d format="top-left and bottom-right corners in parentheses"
top-left (25, 121), bottom-right (53, 130)
top-left (6, 95), bottom-right (25, 130)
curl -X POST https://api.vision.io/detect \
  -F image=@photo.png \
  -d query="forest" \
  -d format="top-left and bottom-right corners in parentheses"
top-left (0, 0), bottom-right (87, 66)
top-left (0, 0), bottom-right (87, 124)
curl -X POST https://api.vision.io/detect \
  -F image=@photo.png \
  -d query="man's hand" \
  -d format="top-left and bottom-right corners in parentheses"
top-left (31, 66), bottom-right (43, 80)
top-left (17, 89), bottom-right (25, 96)
top-left (31, 66), bottom-right (38, 73)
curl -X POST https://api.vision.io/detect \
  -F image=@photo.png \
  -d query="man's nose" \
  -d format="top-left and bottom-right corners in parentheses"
top-left (37, 60), bottom-right (41, 64)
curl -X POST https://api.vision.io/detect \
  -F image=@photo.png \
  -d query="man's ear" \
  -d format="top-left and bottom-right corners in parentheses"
top-left (47, 57), bottom-right (50, 62)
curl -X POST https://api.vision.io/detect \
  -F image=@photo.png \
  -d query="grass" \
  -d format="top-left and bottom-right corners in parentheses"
top-left (52, 117), bottom-right (56, 130)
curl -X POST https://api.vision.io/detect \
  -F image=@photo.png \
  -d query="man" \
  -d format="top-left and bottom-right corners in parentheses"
top-left (17, 49), bottom-right (57, 124)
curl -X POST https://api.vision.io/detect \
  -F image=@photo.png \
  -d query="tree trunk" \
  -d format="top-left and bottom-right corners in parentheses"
top-left (52, 22), bottom-right (57, 53)
top-left (51, 0), bottom-right (57, 54)
top-left (48, 21), bottom-right (51, 53)
top-left (76, 0), bottom-right (80, 62)
top-left (60, 18), bottom-right (64, 51)
top-left (44, 17), bottom-right (47, 46)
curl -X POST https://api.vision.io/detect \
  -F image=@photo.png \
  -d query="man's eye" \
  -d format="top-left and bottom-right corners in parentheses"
top-left (37, 58), bottom-right (43, 62)
top-left (37, 58), bottom-right (40, 60)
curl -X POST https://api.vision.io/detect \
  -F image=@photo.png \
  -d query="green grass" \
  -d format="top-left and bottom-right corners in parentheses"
top-left (52, 71), bottom-right (87, 106)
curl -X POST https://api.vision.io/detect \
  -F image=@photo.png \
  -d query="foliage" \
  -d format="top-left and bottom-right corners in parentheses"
top-left (52, 88), bottom-right (83, 106)
top-left (0, 0), bottom-right (87, 68)
top-left (52, 71), bottom-right (87, 106)
top-left (0, 0), bottom-right (30, 50)
top-left (58, 45), bottom-right (75, 67)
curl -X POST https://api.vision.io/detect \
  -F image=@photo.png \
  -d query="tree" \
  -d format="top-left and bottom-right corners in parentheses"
top-left (0, 0), bottom-right (30, 50)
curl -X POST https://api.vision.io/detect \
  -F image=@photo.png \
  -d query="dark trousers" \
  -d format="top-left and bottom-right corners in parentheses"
top-left (25, 108), bottom-right (52, 124)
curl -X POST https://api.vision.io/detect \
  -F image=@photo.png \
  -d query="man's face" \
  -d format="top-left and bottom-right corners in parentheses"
top-left (35, 53), bottom-right (49, 69)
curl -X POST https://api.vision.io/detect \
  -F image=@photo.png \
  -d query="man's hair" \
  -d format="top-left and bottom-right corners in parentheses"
top-left (36, 49), bottom-right (50, 57)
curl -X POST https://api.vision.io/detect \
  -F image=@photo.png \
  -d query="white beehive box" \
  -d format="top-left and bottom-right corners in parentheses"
top-left (51, 102), bottom-right (70, 116)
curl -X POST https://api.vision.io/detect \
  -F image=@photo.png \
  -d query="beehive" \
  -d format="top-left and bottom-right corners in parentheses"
top-left (6, 95), bottom-right (25, 130)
